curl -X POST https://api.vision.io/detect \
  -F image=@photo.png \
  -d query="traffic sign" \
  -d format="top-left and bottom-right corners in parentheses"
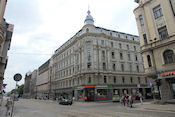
top-left (14, 73), bottom-right (22, 81)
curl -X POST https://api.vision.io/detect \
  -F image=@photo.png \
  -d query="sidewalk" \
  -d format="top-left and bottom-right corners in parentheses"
top-left (135, 100), bottom-right (175, 112)
top-left (0, 99), bottom-right (6, 117)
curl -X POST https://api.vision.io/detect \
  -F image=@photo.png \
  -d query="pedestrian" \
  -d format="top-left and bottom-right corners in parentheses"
top-left (5, 98), bottom-right (12, 116)
top-left (121, 94), bottom-right (126, 106)
top-left (139, 93), bottom-right (143, 105)
top-left (125, 94), bottom-right (129, 107)
top-left (129, 95), bottom-right (133, 108)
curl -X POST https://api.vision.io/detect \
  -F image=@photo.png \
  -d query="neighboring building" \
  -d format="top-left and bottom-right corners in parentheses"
top-left (51, 10), bottom-right (150, 101)
top-left (23, 72), bottom-right (32, 98)
top-left (30, 70), bottom-right (37, 98)
top-left (0, 0), bottom-right (14, 90)
top-left (36, 59), bottom-right (51, 99)
top-left (134, 0), bottom-right (175, 100)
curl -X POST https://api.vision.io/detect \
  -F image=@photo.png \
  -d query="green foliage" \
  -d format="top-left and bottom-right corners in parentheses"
top-left (9, 84), bottom-right (24, 97)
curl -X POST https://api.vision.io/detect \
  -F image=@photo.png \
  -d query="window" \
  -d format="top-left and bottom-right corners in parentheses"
top-left (138, 77), bottom-right (141, 84)
top-left (139, 15), bottom-right (144, 26)
top-left (134, 46), bottom-right (136, 51)
top-left (112, 63), bottom-right (116, 71)
top-left (119, 43), bottom-right (122, 49)
top-left (153, 5), bottom-right (163, 19)
top-left (97, 89), bottom-right (107, 96)
top-left (120, 53), bottom-right (123, 60)
top-left (87, 62), bottom-right (91, 69)
top-left (110, 32), bottom-right (112, 36)
top-left (111, 51), bottom-right (115, 59)
top-left (104, 76), bottom-right (107, 83)
top-left (88, 50), bottom-right (91, 61)
top-left (121, 64), bottom-right (124, 71)
top-left (143, 34), bottom-right (148, 45)
top-left (158, 26), bottom-right (168, 40)
top-left (111, 42), bottom-right (113, 47)
top-left (136, 65), bottom-right (139, 72)
top-left (103, 62), bottom-right (106, 70)
top-left (130, 77), bottom-right (133, 83)
top-left (128, 53), bottom-right (131, 61)
top-left (101, 40), bottom-right (104, 46)
top-left (102, 50), bottom-right (105, 58)
top-left (88, 77), bottom-right (91, 83)
top-left (127, 45), bottom-right (129, 50)
top-left (147, 55), bottom-right (152, 67)
top-left (135, 55), bottom-right (138, 61)
top-left (114, 76), bottom-right (116, 83)
top-left (122, 76), bottom-right (125, 84)
top-left (163, 50), bottom-right (175, 64)
top-left (86, 28), bottom-right (89, 32)
top-left (129, 64), bottom-right (132, 72)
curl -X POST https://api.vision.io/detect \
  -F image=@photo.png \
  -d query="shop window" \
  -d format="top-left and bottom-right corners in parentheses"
top-left (158, 26), bottom-right (168, 40)
top-left (78, 90), bottom-right (84, 101)
top-left (104, 76), bottom-right (107, 83)
top-left (153, 5), bottom-right (163, 19)
top-left (163, 49), bottom-right (175, 64)
top-left (147, 55), bottom-right (152, 67)
top-left (97, 89), bottom-right (107, 96)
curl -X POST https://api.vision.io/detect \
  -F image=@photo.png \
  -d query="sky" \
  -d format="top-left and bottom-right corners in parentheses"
top-left (3, 0), bottom-right (139, 92)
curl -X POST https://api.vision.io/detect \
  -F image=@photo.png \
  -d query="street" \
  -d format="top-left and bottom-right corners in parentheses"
top-left (3, 99), bottom-right (174, 117)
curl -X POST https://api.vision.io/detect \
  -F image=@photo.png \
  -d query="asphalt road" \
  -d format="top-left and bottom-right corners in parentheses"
top-left (9, 99), bottom-right (175, 117)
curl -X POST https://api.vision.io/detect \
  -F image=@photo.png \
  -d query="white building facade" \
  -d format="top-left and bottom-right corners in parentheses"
top-left (51, 10), bottom-right (150, 101)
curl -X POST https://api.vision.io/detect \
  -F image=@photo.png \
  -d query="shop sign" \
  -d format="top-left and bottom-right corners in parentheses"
top-left (137, 84), bottom-right (140, 88)
top-left (107, 85), bottom-right (112, 88)
top-left (84, 85), bottom-right (96, 88)
top-left (96, 85), bottom-right (108, 88)
top-left (160, 71), bottom-right (175, 77)
top-left (74, 86), bottom-right (84, 89)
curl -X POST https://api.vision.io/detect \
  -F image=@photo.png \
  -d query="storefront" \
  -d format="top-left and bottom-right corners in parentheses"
top-left (158, 70), bottom-right (175, 99)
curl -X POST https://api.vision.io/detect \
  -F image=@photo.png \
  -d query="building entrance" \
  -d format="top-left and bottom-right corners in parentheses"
top-left (85, 88), bottom-right (95, 101)
top-left (171, 83), bottom-right (175, 99)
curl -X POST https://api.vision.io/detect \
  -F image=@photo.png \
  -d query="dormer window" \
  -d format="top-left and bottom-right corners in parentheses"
top-left (86, 28), bottom-right (89, 32)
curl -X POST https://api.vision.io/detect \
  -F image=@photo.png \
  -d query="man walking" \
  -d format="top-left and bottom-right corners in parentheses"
top-left (5, 98), bottom-right (12, 116)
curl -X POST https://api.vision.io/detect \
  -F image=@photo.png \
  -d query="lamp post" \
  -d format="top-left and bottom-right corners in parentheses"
top-left (10, 73), bottom-right (22, 117)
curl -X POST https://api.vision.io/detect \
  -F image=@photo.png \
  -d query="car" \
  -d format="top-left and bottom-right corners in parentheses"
top-left (112, 95), bottom-right (120, 102)
top-left (59, 99), bottom-right (72, 105)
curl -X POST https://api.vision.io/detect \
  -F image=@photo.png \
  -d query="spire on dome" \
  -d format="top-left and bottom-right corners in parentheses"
top-left (84, 9), bottom-right (94, 25)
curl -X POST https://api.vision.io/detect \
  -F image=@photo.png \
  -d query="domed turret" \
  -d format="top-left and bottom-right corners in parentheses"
top-left (84, 10), bottom-right (94, 25)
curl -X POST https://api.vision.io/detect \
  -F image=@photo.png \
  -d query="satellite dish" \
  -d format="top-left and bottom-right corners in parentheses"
top-left (14, 73), bottom-right (22, 81)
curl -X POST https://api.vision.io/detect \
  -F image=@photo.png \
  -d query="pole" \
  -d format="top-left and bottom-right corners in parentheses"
top-left (10, 81), bottom-right (18, 117)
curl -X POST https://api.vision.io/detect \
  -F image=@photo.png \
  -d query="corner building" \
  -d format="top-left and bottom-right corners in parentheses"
top-left (51, 10), bottom-right (150, 101)
top-left (134, 0), bottom-right (175, 100)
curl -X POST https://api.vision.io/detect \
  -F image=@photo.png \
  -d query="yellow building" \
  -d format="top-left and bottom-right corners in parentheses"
top-left (134, 0), bottom-right (175, 100)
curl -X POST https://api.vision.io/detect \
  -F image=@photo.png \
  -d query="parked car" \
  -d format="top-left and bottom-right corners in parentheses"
top-left (112, 95), bottom-right (120, 102)
top-left (59, 99), bottom-right (72, 105)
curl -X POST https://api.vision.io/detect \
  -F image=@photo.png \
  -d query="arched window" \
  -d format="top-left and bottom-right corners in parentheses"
top-left (147, 55), bottom-right (152, 67)
top-left (86, 28), bottom-right (89, 32)
top-left (163, 50), bottom-right (175, 64)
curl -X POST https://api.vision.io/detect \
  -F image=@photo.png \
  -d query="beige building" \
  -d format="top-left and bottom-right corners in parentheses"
top-left (36, 59), bottom-right (51, 99)
top-left (51, 10), bottom-right (150, 101)
top-left (134, 0), bottom-right (175, 100)
top-left (0, 0), bottom-right (14, 90)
